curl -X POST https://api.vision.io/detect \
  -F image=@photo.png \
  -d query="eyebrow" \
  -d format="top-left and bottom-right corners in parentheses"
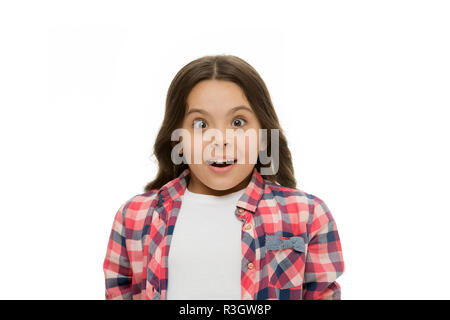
top-left (186, 105), bottom-right (253, 116)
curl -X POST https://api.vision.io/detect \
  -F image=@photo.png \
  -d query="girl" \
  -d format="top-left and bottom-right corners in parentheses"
top-left (103, 55), bottom-right (345, 300)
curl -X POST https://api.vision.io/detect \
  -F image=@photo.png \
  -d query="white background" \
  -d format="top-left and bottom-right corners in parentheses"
top-left (0, 0), bottom-right (449, 299)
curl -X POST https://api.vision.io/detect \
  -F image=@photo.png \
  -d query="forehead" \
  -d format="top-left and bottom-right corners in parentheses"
top-left (186, 80), bottom-right (251, 114)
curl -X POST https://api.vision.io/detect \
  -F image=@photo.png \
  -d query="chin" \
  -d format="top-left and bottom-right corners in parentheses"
top-left (207, 183), bottom-right (237, 191)
top-left (202, 176), bottom-right (237, 190)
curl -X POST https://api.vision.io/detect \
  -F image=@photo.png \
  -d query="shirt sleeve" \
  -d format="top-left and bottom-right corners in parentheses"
top-left (302, 195), bottom-right (345, 300)
top-left (103, 200), bottom-right (133, 300)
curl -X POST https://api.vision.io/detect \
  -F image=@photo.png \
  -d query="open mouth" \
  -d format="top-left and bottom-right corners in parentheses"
top-left (206, 159), bottom-right (237, 167)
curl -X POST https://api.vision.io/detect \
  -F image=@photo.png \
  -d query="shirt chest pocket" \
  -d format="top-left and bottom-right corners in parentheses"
top-left (265, 234), bottom-right (307, 290)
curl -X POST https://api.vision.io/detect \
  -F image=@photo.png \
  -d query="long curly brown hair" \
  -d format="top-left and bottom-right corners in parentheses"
top-left (144, 54), bottom-right (296, 192)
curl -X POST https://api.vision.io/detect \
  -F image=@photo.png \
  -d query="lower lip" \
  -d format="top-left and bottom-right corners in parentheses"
top-left (207, 162), bottom-right (236, 174)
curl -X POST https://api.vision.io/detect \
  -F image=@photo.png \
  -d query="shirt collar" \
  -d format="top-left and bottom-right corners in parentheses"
top-left (157, 166), bottom-right (266, 214)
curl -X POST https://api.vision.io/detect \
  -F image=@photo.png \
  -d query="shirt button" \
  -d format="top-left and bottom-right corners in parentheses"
top-left (244, 224), bottom-right (252, 230)
top-left (247, 262), bottom-right (254, 270)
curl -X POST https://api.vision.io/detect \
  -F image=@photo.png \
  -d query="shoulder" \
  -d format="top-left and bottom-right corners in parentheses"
top-left (263, 179), bottom-right (323, 205)
top-left (262, 180), bottom-right (338, 236)
top-left (262, 180), bottom-right (333, 219)
top-left (117, 189), bottom-right (160, 221)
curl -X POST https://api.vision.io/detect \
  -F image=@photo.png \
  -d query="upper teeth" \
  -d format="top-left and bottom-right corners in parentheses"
top-left (207, 159), bottom-right (235, 165)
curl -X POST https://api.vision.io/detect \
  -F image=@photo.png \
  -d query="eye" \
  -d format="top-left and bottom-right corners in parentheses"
top-left (232, 117), bottom-right (246, 127)
top-left (192, 119), bottom-right (208, 129)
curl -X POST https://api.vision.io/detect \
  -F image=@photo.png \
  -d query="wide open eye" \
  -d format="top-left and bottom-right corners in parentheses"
top-left (232, 117), bottom-right (246, 127)
top-left (193, 119), bottom-right (208, 129)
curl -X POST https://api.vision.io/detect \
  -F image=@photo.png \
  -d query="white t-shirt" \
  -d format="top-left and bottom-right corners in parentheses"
top-left (166, 186), bottom-right (246, 300)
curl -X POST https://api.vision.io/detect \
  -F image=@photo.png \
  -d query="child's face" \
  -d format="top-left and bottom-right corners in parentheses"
top-left (179, 79), bottom-right (263, 195)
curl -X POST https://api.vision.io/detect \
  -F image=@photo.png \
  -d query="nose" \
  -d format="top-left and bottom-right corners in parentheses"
top-left (212, 128), bottom-right (231, 147)
top-left (212, 141), bottom-right (229, 155)
top-left (213, 141), bottom-right (228, 147)
top-left (212, 136), bottom-right (234, 158)
top-left (207, 126), bottom-right (237, 158)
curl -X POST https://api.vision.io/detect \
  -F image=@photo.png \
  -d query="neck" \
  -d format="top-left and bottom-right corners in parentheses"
top-left (187, 172), bottom-right (252, 196)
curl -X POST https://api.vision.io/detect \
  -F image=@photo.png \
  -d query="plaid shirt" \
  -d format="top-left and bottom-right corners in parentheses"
top-left (103, 167), bottom-right (345, 300)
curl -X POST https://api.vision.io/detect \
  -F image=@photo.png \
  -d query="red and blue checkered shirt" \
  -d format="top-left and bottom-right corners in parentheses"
top-left (103, 167), bottom-right (345, 300)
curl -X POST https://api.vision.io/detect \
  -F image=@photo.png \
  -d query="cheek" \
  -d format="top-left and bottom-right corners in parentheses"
top-left (182, 132), bottom-right (210, 164)
top-left (180, 135), bottom-right (195, 164)
top-left (236, 133), bottom-right (259, 164)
